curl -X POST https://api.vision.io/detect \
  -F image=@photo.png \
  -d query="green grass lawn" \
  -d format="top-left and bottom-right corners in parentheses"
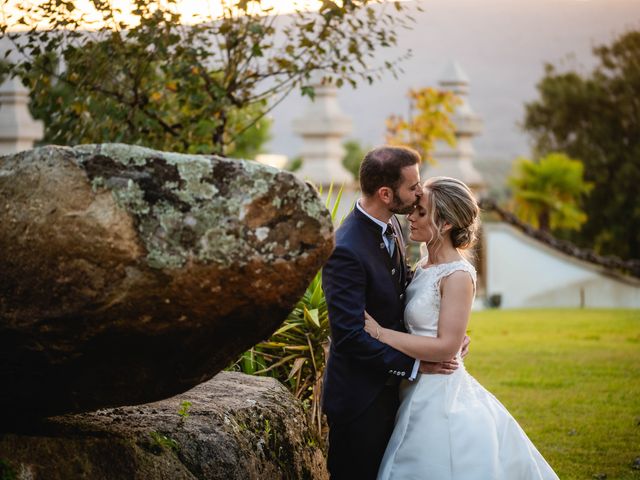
top-left (464, 309), bottom-right (640, 480)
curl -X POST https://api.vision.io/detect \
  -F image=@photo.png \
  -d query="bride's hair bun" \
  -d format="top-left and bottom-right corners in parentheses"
top-left (451, 222), bottom-right (479, 249)
top-left (424, 177), bottom-right (480, 251)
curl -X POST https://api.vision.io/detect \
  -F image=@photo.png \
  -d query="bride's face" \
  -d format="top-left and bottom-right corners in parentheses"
top-left (407, 191), bottom-right (436, 243)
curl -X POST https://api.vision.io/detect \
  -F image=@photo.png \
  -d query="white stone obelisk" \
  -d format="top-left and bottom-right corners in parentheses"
top-left (423, 61), bottom-right (485, 192)
top-left (292, 77), bottom-right (354, 188)
top-left (0, 77), bottom-right (44, 155)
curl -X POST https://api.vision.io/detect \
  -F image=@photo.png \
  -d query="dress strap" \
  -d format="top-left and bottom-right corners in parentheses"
top-left (438, 260), bottom-right (477, 292)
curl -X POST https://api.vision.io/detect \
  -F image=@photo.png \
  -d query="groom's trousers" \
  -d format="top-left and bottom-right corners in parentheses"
top-left (327, 382), bottom-right (400, 480)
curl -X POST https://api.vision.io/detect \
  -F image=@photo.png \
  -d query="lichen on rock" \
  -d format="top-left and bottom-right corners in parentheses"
top-left (0, 144), bottom-right (334, 419)
top-left (72, 143), bottom-right (330, 270)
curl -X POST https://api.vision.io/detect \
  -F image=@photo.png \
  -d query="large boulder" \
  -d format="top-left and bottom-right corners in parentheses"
top-left (0, 371), bottom-right (329, 479)
top-left (0, 144), bottom-right (333, 419)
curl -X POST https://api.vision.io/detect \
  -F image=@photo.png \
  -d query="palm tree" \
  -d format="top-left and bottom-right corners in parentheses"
top-left (508, 152), bottom-right (593, 232)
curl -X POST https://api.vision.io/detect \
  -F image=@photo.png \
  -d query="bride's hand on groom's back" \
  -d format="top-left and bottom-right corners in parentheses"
top-left (460, 335), bottom-right (471, 358)
top-left (363, 311), bottom-right (382, 339)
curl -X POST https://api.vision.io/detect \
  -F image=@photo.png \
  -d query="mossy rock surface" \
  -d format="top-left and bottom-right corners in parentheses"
top-left (0, 372), bottom-right (328, 479)
top-left (0, 144), bottom-right (333, 419)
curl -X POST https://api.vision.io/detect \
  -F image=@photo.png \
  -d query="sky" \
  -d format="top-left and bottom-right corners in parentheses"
top-left (1, 0), bottom-right (619, 28)
top-left (265, 0), bottom-right (640, 163)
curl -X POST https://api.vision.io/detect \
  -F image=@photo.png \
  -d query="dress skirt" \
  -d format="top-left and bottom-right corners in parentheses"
top-left (377, 362), bottom-right (559, 480)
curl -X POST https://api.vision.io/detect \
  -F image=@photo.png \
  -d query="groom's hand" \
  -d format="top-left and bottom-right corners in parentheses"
top-left (460, 335), bottom-right (471, 358)
top-left (419, 359), bottom-right (459, 375)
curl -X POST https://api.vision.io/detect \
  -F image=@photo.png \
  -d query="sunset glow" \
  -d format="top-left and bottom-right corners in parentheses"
top-left (0, 0), bottom-right (326, 31)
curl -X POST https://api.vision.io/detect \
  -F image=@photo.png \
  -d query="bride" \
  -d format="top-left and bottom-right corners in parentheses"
top-left (363, 176), bottom-right (559, 480)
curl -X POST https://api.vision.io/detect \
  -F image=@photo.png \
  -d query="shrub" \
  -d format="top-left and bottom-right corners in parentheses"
top-left (230, 185), bottom-right (345, 444)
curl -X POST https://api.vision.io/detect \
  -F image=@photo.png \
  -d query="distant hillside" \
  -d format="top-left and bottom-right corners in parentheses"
top-left (266, 0), bottom-right (640, 165)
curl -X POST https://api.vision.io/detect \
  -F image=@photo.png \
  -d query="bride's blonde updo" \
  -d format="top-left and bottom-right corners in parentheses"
top-left (422, 176), bottom-right (480, 253)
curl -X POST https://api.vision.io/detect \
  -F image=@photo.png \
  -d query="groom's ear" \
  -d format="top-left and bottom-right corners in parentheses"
top-left (377, 186), bottom-right (393, 205)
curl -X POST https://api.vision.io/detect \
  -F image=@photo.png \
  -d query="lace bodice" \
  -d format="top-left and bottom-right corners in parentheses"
top-left (404, 258), bottom-right (477, 338)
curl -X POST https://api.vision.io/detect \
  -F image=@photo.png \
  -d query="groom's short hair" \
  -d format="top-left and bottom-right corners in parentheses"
top-left (359, 146), bottom-right (421, 197)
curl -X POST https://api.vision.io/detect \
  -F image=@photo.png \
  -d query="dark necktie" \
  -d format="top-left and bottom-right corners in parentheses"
top-left (384, 222), bottom-right (396, 257)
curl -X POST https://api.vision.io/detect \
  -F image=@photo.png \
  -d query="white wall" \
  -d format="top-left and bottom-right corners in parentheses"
top-left (483, 222), bottom-right (640, 309)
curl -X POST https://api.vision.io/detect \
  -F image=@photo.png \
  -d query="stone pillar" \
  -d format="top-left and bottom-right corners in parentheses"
top-left (292, 77), bottom-right (354, 188)
top-left (423, 61), bottom-right (485, 193)
top-left (0, 77), bottom-right (44, 156)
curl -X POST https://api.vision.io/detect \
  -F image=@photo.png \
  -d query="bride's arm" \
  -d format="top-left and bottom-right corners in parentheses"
top-left (364, 271), bottom-right (474, 362)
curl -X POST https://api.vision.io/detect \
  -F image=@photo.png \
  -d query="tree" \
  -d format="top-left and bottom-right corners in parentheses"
top-left (523, 29), bottom-right (640, 259)
top-left (342, 139), bottom-right (369, 180)
top-left (21, 49), bottom-right (271, 157)
top-left (508, 153), bottom-right (593, 232)
top-left (1, 0), bottom-right (418, 156)
top-left (385, 87), bottom-right (459, 163)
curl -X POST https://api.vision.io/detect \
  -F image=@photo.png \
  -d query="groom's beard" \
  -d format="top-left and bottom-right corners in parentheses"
top-left (390, 204), bottom-right (414, 215)
top-left (389, 193), bottom-right (416, 215)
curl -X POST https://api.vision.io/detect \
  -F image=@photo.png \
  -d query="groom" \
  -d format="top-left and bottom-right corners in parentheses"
top-left (321, 146), bottom-right (464, 479)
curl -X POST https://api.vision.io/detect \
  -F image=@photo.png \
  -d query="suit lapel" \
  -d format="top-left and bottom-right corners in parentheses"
top-left (352, 209), bottom-right (392, 267)
top-left (353, 208), bottom-right (406, 294)
top-left (390, 215), bottom-right (408, 289)
top-left (377, 233), bottom-right (396, 276)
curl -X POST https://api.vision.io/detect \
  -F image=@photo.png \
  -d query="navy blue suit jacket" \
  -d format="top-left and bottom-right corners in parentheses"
top-left (322, 207), bottom-right (415, 425)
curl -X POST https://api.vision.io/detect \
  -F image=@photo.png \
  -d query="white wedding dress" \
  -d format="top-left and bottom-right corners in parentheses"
top-left (378, 259), bottom-right (559, 480)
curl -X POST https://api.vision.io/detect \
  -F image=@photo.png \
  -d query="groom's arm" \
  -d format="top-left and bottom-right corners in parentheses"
top-left (322, 245), bottom-right (415, 376)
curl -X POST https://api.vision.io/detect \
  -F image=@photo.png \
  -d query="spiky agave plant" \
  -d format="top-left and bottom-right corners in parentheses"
top-left (231, 184), bottom-right (349, 442)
